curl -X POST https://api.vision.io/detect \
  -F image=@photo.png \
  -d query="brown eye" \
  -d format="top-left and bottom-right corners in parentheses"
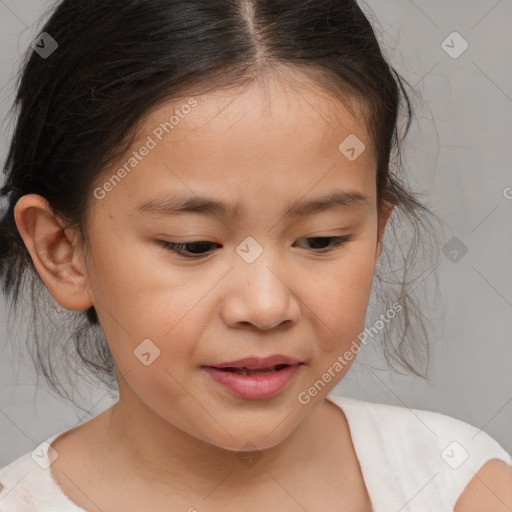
top-left (158, 240), bottom-right (218, 258)
top-left (294, 236), bottom-right (353, 252)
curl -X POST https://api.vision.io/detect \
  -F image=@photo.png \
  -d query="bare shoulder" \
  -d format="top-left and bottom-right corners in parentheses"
top-left (454, 458), bottom-right (512, 512)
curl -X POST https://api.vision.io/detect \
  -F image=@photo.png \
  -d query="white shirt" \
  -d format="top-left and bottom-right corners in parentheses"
top-left (1, 394), bottom-right (511, 511)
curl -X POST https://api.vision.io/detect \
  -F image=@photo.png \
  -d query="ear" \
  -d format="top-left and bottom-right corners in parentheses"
top-left (376, 200), bottom-right (394, 261)
top-left (14, 194), bottom-right (93, 311)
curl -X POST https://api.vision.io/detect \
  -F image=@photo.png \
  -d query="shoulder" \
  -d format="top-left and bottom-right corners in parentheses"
top-left (454, 458), bottom-right (512, 511)
top-left (330, 395), bottom-right (511, 463)
top-left (0, 450), bottom-right (42, 511)
top-left (327, 395), bottom-right (512, 510)
top-left (328, 394), bottom-right (507, 451)
top-left (0, 435), bottom-right (62, 511)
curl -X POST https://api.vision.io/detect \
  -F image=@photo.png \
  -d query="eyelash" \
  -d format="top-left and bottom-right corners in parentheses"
top-left (158, 236), bottom-right (354, 259)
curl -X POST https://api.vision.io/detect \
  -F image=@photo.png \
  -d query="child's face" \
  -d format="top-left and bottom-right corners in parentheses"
top-left (79, 71), bottom-right (392, 451)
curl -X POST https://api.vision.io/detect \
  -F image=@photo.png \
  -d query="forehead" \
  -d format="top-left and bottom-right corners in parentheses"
top-left (93, 68), bottom-right (377, 220)
top-left (144, 68), bottom-right (373, 160)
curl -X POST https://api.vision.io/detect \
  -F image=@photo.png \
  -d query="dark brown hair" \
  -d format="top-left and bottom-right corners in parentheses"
top-left (0, 0), bottom-right (443, 401)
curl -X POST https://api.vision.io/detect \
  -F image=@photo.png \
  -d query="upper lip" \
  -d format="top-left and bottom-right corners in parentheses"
top-left (204, 355), bottom-right (302, 370)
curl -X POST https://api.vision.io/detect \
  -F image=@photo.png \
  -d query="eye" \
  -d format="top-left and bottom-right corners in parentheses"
top-left (158, 240), bottom-right (218, 259)
top-left (293, 236), bottom-right (354, 252)
top-left (158, 236), bottom-right (353, 259)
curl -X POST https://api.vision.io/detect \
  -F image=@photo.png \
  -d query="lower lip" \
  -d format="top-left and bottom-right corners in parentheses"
top-left (202, 364), bottom-right (302, 400)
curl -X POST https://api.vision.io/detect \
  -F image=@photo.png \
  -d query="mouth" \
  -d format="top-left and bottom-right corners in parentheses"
top-left (204, 355), bottom-right (302, 371)
top-left (202, 360), bottom-right (304, 400)
top-left (211, 363), bottom-right (293, 376)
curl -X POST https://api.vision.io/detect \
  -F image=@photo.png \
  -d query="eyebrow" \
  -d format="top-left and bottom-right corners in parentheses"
top-left (136, 190), bottom-right (370, 218)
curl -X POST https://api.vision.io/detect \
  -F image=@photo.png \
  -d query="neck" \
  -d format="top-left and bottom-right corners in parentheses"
top-left (100, 392), bottom-right (337, 496)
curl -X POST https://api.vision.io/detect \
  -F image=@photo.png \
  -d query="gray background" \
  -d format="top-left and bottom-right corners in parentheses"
top-left (1, 0), bottom-right (511, 467)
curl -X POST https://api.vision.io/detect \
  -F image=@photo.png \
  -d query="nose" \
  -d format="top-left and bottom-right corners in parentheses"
top-left (220, 259), bottom-right (301, 332)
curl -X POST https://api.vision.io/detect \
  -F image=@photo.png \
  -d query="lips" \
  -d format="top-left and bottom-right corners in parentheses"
top-left (218, 364), bottom-right (290, 376)
top-left (202, 355), bottom-right (303, 400)
top-left (204, 355), bottom-right (301, 371)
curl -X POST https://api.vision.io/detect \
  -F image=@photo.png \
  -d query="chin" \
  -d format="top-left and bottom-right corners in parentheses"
top-left (196, 417), bottom-right (297, 453)
top-left (214, 434), bottom-right (287, 454)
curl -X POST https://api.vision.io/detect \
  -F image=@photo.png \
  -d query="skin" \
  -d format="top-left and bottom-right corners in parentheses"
top-left (14, 67), bottom-right (394, 511)
top-left (454, 459), bottom-right (512, 512)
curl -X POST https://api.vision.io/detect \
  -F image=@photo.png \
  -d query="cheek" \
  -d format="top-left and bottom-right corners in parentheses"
top-left (84, 224), bottom-right (200, 330)
top-left (85, 237), bottom-right (214, 376)
top-left (306, 245), bottom-right (376, 355)
top-left (95, 281), bottom-right (209, 378)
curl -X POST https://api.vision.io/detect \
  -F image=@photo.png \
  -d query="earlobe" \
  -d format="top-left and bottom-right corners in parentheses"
top-left (13, 194), bottom-right (93, 312)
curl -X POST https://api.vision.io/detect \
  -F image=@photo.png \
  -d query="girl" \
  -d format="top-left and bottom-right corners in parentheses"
top-left (0, 1), bottom-right (511, 511)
